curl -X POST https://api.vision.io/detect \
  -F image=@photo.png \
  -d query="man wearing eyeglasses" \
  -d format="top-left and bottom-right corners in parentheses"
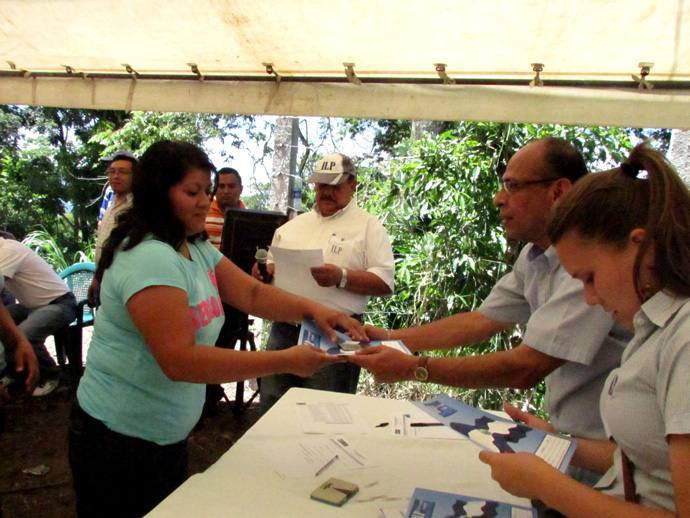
top-left (89, 150), bottom-right (137, 305)
top-left (350, 138), bottom-right (630, 447)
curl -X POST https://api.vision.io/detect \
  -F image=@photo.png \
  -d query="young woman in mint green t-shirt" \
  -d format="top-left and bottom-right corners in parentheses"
top-left (69, 140), bottom-right (365, 518)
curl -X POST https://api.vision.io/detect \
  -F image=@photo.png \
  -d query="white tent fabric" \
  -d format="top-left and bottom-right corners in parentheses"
top-left (1, 0), bottom-right (689, 128)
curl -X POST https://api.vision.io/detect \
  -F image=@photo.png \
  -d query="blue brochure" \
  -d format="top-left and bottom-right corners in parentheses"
top-left (414, 394), bottom-right (576, 472)
top-left (298, 319), bottom-right (411, 356)
top-left (406, 488), bottom-right (537, 518)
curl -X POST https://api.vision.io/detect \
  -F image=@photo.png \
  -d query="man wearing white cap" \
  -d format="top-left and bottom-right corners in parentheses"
top-left (254, 153), bottom-right (395, 413)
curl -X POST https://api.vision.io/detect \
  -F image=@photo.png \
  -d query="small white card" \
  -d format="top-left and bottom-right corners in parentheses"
top-left (295, 401), bottom-right (369, 434)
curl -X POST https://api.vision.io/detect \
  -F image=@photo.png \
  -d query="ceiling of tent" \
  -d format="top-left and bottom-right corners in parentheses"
top-left (1, 0), bottom-right (689, 128)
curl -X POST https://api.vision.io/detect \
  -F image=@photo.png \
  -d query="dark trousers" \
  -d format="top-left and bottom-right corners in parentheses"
top-left (68, 402), bottom-right (188, 518)
top-left (259, 321), bottom-right (362, 414)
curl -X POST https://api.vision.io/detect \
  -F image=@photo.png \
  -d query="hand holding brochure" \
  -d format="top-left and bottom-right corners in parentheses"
top-left (406, 488), bottom-right (537, 518)
top-left (414, 394), bottom-right (576, 472)
top-left (298, 319), bottom-right (411, 356)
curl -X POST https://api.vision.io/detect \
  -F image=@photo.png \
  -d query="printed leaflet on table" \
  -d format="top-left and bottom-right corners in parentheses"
top-left (414, 394), bottom-right (576, 472)
top-left (406, 488), bottom-right (537, 518)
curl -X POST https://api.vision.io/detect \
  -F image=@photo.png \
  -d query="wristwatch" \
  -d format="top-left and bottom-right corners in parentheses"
top-left (338, 268), bottom-right (348, 289)
top-left (413, 356), bottom-right (429, 382)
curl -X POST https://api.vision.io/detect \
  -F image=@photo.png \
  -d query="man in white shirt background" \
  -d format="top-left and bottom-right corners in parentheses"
top-left (253, 153), bottom-right (395, 413)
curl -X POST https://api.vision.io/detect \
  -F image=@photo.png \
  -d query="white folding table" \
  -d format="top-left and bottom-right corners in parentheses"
top-left (147, 387), bottom-right (530, 517)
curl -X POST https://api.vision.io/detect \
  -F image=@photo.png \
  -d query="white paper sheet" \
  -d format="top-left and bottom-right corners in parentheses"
top-left (258, 437), bottom-right (371, 479)
top-left (270, 246), bottom-right (324, 297)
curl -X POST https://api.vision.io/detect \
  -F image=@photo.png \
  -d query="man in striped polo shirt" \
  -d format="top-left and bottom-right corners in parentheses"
top-left (205, 167), bottom-right (245, 250)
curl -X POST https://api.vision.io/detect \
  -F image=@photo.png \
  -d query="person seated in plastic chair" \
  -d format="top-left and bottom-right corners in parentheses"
top-left (0, 271), bottom-right (39, 399)
top-left (0, 232), bottom-right (77, 396)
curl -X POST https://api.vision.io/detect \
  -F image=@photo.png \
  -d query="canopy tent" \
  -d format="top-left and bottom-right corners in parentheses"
top-left (1, 0), bottom-right (689, 128)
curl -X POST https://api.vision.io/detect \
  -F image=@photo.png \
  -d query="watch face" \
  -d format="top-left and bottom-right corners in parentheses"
top-left (414, 366), bottom-right (429, 382)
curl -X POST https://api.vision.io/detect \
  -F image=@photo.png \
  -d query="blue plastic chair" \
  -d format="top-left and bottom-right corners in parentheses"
top-left (55, 262), bottom-right (96, 381)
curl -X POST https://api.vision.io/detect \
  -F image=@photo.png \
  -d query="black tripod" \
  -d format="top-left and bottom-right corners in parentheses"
top-left (229, 313), bottom-right (260, 416)
top-left (211, 208), bottom-right (287, 417)
top-left (206, 306), bottom-right (260, 418)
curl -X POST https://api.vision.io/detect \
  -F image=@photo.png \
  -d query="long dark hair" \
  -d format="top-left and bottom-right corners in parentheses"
top-left (96, 140), bottom-right (215, 281)
top-left (548, 141), bottom-right (690, 299)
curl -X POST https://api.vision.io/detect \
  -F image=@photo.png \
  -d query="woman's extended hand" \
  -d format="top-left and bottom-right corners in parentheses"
top-left (310, 306), bottom-right (368, 342)
top-left (283, 345), bottom-right (344, 377)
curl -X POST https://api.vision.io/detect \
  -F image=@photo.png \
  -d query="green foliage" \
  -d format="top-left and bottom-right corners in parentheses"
top-left (242, 181), bottom-right (272, 210)
top-left (343, 118), bottom-right (412, 154)
top-left (89, 112), bottom-right (257, 157)
top-left (21, 228), bottom-right (92, 273)
top-left (359, 130), bottom-right (509, 330)
top-left (0, 138), bottom-right (69, 241)
top-left (344, 117), bottom-right (669, 162)
top-left (0, 105), bottom-right (23, 152)
top-left (0, 106), bottom-right (128, 253)
top-left (1, 106), bottom-right (260, 262)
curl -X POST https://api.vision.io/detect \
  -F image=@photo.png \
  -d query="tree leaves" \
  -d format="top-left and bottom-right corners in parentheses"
top-left (1, 108), bottom-right (259, 262)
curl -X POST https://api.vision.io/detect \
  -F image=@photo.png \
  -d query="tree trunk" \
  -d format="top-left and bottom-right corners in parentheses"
top-left (269, 117), bottom-right (297, 213)
top-left (412, 120), bottom-right (448, 140)
top-left (667, 129), bottom-right (690, 186)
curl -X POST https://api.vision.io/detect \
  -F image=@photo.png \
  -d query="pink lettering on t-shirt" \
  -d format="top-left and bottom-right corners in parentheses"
top-left (189, 307), bottom-right (200, 331)
top-left (198, 300), bottom-right (212, 326)
top-left (210, 295), bottom-right (222, 317)
top-left (207, 269), bottom-right (218, 289)
top-left (189, 288), bottom-right (225, 330)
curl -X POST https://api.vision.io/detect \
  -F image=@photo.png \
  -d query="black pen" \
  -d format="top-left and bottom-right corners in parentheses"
top-left (315, 455), bottom-right (339, 477)
top-left (410, 422), bottom-right (444, 427)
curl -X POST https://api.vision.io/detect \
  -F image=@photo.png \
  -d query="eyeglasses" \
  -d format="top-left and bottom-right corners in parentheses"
top-left (107, 167), bottom-right (132, 176)
top-left (499, 178), bottom-right (559, 194)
